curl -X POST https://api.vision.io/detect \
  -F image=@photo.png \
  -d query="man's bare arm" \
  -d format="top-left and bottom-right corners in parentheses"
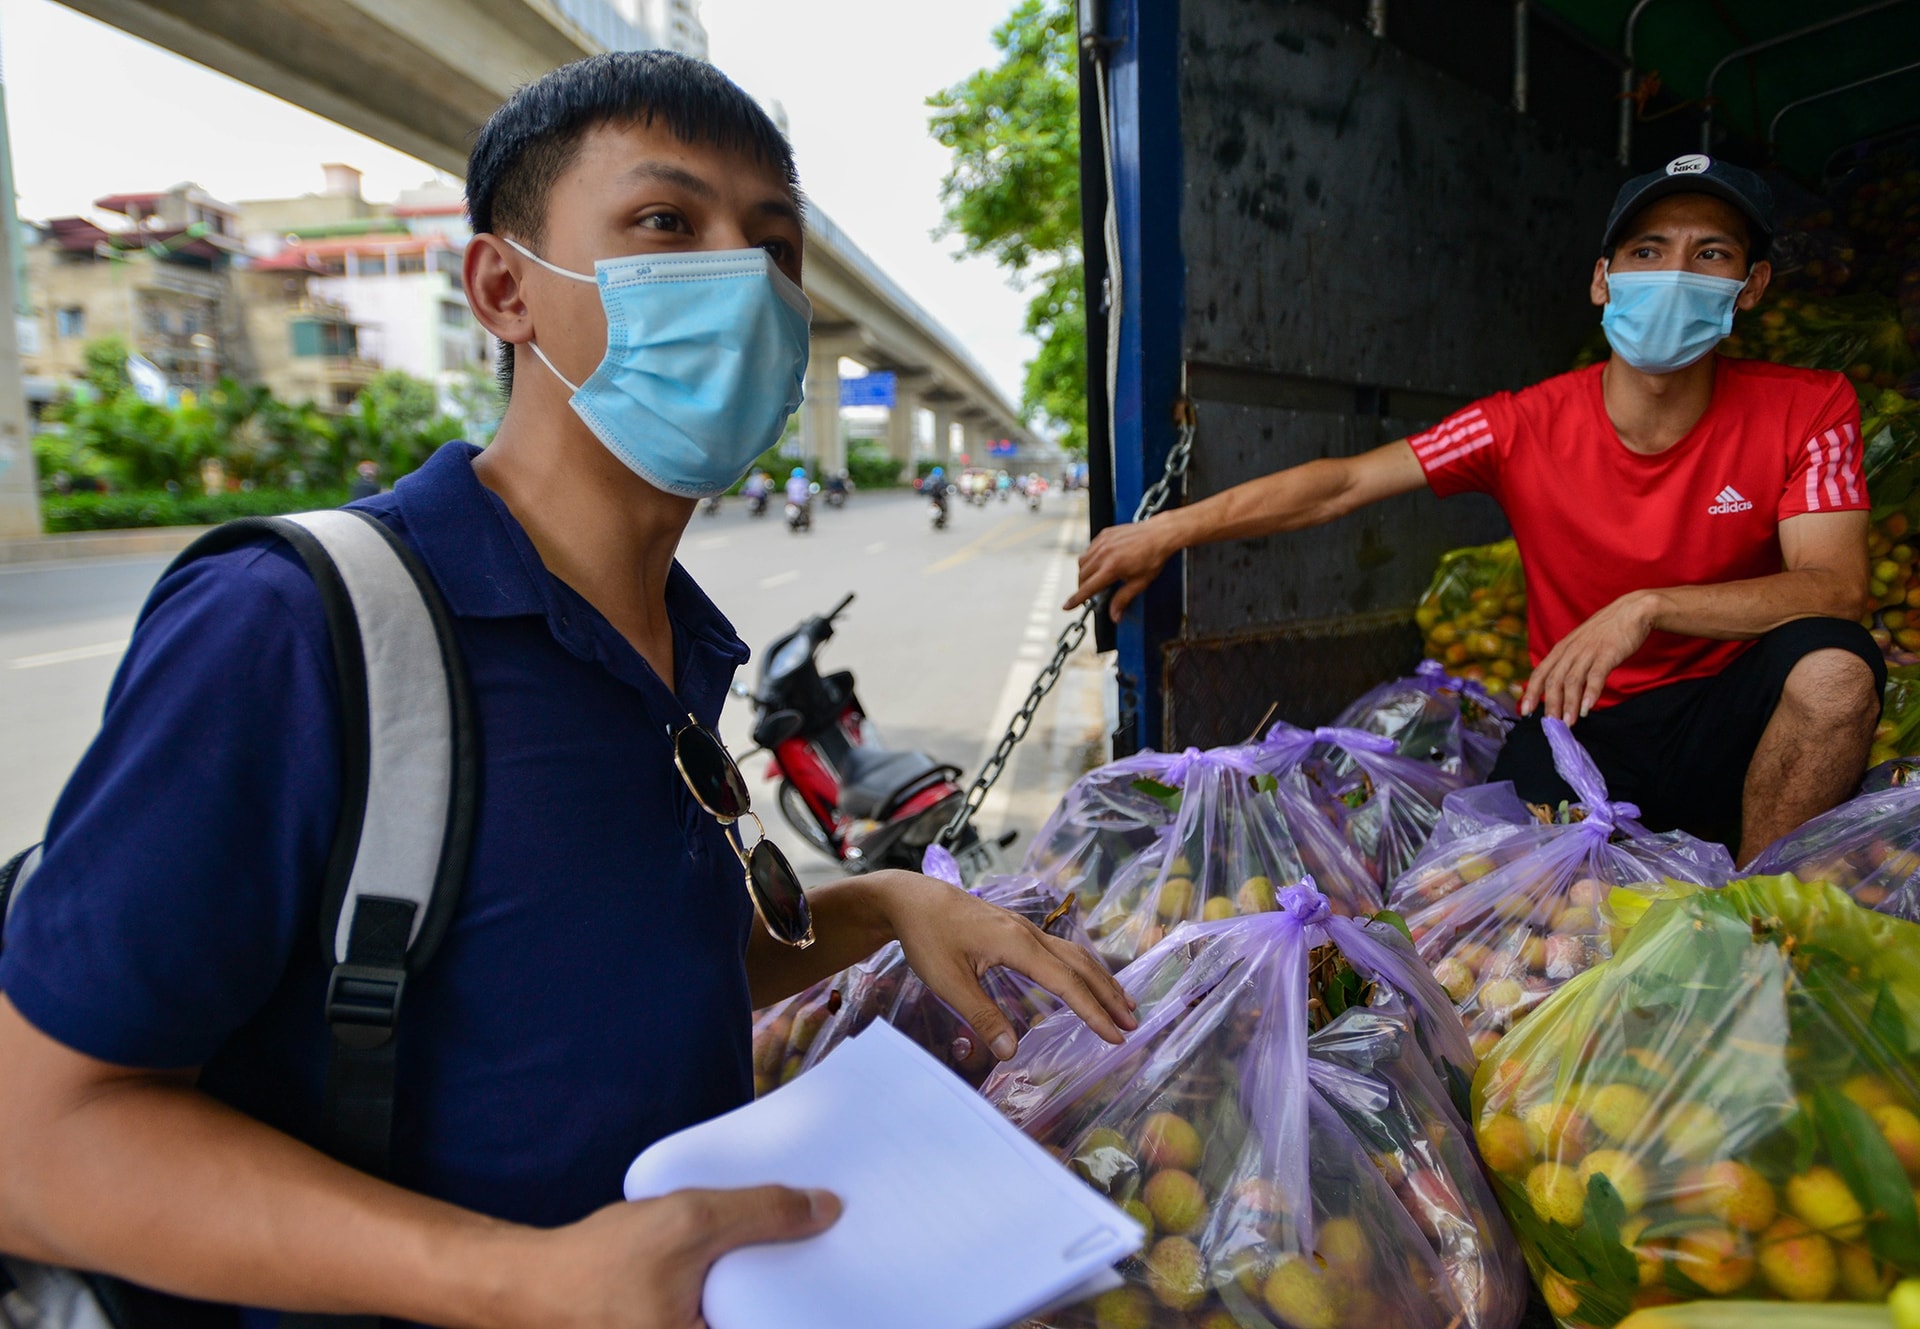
top-left (1064, 440), bottom-right (1428, 620)
top-left (1522, 511), bottom-right (1870, 722)
top-left (0, 995), bottom-right (834, 1329)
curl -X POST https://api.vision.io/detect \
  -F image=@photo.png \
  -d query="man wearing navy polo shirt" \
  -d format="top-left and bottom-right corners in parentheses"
top-left (0, 53), bottom-right (1133, 1327)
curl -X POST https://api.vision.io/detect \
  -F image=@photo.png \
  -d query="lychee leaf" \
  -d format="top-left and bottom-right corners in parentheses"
top-left (1809, 1085), bottom-right (1920, 1269)
top-left (1129, 777), bottom-right (1183, 813)
top-left (1251, 772), bottom-right (1279, 794)
top-left (1371, 909), bottom-right (1414, 945)
top-left (1572, 1173), bottom-right (1638, 1297)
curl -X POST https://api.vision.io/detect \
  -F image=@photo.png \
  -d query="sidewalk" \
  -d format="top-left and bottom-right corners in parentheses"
top-left (0, 526), bottom-right (212, 567)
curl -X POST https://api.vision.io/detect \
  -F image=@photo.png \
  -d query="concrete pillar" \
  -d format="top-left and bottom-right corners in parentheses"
top-left (0, 60), bottom-right (39, 538)
top-left (884, 381), bottom-right (920, 481)
top-left (799, 342), bottom-right (846, 475)
top-left (957, 418), bottom-right (983, 468)
top-left (930, 406), bottom-right (955, 465)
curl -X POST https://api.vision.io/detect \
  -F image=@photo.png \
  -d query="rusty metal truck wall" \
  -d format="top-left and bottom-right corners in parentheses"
top-left (1166, 0), bottom-right (1619, 746)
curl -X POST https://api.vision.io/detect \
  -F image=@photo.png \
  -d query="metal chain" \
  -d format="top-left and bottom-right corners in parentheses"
top-left (939, 410), bottom-right (1196, 849)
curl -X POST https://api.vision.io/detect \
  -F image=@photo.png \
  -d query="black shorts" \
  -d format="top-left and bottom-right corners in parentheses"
top-left (1488, 618), bottom-right (1885, 848)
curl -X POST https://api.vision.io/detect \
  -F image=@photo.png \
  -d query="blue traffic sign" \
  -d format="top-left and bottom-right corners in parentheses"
top-left (839, 371), bottom-right (896, 408)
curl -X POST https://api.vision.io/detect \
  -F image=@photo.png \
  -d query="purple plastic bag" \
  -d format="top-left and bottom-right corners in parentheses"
top-left (1257, 722), bottom-right (1469, 888)
top-left (985, 883), bottom-right (1527, 1329)
top-left (759, 873), bottom-right (1093, 1091)
top-left (1035, 746), bottom-right (1382, 968)
top-left (1748, 776), bottom-right (1920, 920)
top-left (1333, 659), bottom-right (1516, 780)
top-left (1384, 719), bottom-right (1733, 1059)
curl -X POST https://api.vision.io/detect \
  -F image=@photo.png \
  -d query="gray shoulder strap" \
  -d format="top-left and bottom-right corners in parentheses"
top-left (281, 511), bottom-right (455, 963)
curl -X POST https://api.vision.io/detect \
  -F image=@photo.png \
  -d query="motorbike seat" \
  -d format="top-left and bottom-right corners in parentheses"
top-left (836, 745), bottom-right (958, 820)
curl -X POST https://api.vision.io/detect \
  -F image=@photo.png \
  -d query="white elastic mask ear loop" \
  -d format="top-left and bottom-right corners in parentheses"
top-left (503, 236), bottom-right (596, 395)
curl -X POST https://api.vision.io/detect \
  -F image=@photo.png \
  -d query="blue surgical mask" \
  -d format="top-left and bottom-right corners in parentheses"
top-left (1600, 268), bottom-right (1747, 375)
top-left (507, 239), bottom-right (812, 498)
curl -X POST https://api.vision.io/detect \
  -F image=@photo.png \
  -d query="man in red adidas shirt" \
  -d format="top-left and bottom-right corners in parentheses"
top-left (1068, 155), bottom-right (1880, 864)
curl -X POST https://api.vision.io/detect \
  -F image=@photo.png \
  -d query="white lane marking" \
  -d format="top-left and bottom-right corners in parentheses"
top-left (971, 508), bottom-right (1080, 835)
top-left (10, 639), bottom-right (130, 669)
top-left (692, 534), bottom-right (732, 551)
top-left (864, 541), bottom-right (887, 555)
top-left (758, 569), bottom-right (801, 589)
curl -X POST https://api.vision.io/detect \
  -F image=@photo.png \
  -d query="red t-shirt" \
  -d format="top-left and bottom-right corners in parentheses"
top-left (1411, 357), bottom-right (1865, 708)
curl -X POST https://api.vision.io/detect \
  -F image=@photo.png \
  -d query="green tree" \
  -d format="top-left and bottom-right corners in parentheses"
top-left (929, 0), bottom-right (1085, 455)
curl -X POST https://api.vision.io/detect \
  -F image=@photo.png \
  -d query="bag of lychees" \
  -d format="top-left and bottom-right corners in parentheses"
top-left (774, 871), bottom-right (1094, 1088)
top-left (1385, 719), bottom-right (1733, 1059)
top-left (987, 882), bottom-right (1526, 1329)
top-left (1746, 775), bottom-right (1920, 922)
top-left (1059, 746), bottom-right (1381, 967)
top-left (1021, 749), bottom-right (1189, 912)
top-left (1472, 874), bottom-right (1920, 1327)
top-left (1333, 659), bottom-right (1516, 781)
top-left (1256, 723), bottom-right (1468, 888)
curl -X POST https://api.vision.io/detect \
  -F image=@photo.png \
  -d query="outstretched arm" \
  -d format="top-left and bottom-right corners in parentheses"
top-left (1064, 440), bottom-right (1428, 620)
top-left (1521, 510), bottom-right (1870, 723)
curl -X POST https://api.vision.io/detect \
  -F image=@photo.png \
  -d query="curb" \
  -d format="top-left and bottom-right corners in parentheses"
top-left (0, 526), bottom-right (213, 567)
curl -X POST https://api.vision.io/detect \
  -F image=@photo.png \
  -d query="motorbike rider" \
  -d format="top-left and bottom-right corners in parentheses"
top-left (785, 465), bottom-right (812, 509)
top-left (924, 465), bottom-right (951, 503)
top-left (742, 468), bottom-right (770, 501)
top-left (824, 470), bottom-right (850, 503)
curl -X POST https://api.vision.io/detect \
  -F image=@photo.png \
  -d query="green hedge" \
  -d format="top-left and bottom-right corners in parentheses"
top-left (846, 445), bottom-right (905, 490)
top-left (42, 488), bottom-right (352, 532)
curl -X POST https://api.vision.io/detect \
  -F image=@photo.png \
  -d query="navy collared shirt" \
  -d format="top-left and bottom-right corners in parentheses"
top-left (0, 443), bottom-right (756, 1226)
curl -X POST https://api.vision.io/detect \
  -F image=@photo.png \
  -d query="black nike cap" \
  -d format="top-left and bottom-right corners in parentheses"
top-left (1601, 154), bottom-right (1775, 264)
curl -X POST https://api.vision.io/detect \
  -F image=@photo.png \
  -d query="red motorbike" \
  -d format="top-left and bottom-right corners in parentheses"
top-left (745, 594), bottom-right (997, 873)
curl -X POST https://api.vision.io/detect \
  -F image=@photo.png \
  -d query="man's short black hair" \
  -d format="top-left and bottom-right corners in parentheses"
top-left (466, 50), bottom-right (800, 395)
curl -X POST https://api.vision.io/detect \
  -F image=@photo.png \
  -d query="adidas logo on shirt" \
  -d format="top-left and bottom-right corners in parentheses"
top-left (1708, 485), bottom-right (1754, 515)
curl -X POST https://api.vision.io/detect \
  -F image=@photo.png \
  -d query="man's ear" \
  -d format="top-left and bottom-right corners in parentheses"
top-left (1589, 256), bottom-right (1611, 309)
top-left (1737, 259), bottom-right (1772, 311)
top-left (464, 234), bottom-right (533, 349)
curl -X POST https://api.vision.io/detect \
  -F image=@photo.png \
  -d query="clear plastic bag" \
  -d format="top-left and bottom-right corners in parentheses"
top-left (987, 883), bottom-right (1526, 1329)
top-left (1054, 747), bottom-right (1382, 968)
top-left (778, 873), bottom-right (1093, 1087)
top-left (1333, 659), bottom-right (1516, 781)
top-left (1417, 539), bottom-right (1531, 705)
top-left (1258, 723), bottom-right (1468, 889)
top-left (1471, 875), bottom-right (1920, 1327)
top-left (750, 979), bottom-right (839, 1099)
top-left (1385, 719), bottom-right (1734, 1059)
top-left (1021, 750), bottom-right (1190, 914)
top-left (1747, 780), bottom-right (1920, 922)
top-left (1870, 666), bottom-right (1920, 765)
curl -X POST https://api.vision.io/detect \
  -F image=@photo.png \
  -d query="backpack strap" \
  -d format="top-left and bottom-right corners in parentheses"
top-left (165, 512), bottom-right (478, 1182)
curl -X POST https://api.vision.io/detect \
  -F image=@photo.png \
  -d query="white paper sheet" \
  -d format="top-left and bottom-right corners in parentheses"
top-left (623, 1021), bottom-right (1142, 1329)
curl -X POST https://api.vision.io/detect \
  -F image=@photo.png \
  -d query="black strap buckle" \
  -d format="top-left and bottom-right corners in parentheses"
top-left (325, 962), bottom-right (406, 1048)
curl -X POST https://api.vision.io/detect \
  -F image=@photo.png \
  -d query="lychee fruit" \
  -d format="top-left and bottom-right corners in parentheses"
top-left (1621, 1215), bottom-right (1667, 1288)
top-left (1091, 1284), bottom-right (1154, 1329)
top-left (1874, 1104), bottom-right (1920, 1180)
top-left (1698, 1159), bottom-right (1777, 1233)
top-left (1889, 1277), bottom-right (1920, 1329)
top-left (1841, 1074), bottom-right (1899, 1112)
top-left (1756, 1214), bottom-right (1838, 1301)
top-left (1119, 1198), bottom-right (1154, 1249)
top-left (1674, 1224), bottom-right (1754, 1294)
top-left (1660, 1102), bottom-right (1724, 1161)
top-left (1236, 875), bottom-right (1277, 913)
top-left (1583, 1083), bottom-right (1650, 1144)
top-left (1138, 1112), bottom-right (1203, 1172)
top-left (1155, 877), bottom-right (1194, 921)
top-left (1786, 1166), bottom-right (1866, 1240)
top-left (1202, 895), bottom-right (1236, 922)
top-left (1262, 1255), bottom-right (1341, 1329)
top-left (1540, 1271), bottom-right (1582, 1318)
top-left (1526, 1161), bottom-right (1587, 1227)
top-left (1143, 1169), bottom-right (1209, 1236)
top-left (1469, 1028), bottom-right (1502, 1060)
top-left (1432, 955), bottom-right (1475, 1002)
top-left (1523, 1101), bottom-right (1590, 1160)
top-left (1144, 1235), bottom-right (1206, 1311)
top-left (1580, 1149), bottom-right (1647, 1214)
top-left (1475, 1112), bottom-right (1532, 1176)
top-left (1839, 1242), bottom-right (1895, 1300)
top-left (1314, 1215), bottom-right (1369, 1275)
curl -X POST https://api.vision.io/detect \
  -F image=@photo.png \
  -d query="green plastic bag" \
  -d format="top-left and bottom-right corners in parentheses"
top-left (1416, 539), bottom-right (1530, 706)
top-left (1470, 875), bottom-right (1920, 1327)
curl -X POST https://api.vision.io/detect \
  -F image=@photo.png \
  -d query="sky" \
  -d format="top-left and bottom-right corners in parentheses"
top-left (0, 0), bottom-right (1037, 406)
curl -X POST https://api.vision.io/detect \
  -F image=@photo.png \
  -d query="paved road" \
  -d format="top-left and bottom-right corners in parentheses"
top-left (0, 489), bottom-right (1104, 880)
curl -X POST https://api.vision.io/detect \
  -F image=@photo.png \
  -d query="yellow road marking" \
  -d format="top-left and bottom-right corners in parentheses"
top-left (923, 513), bottom-right (1022, 574)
